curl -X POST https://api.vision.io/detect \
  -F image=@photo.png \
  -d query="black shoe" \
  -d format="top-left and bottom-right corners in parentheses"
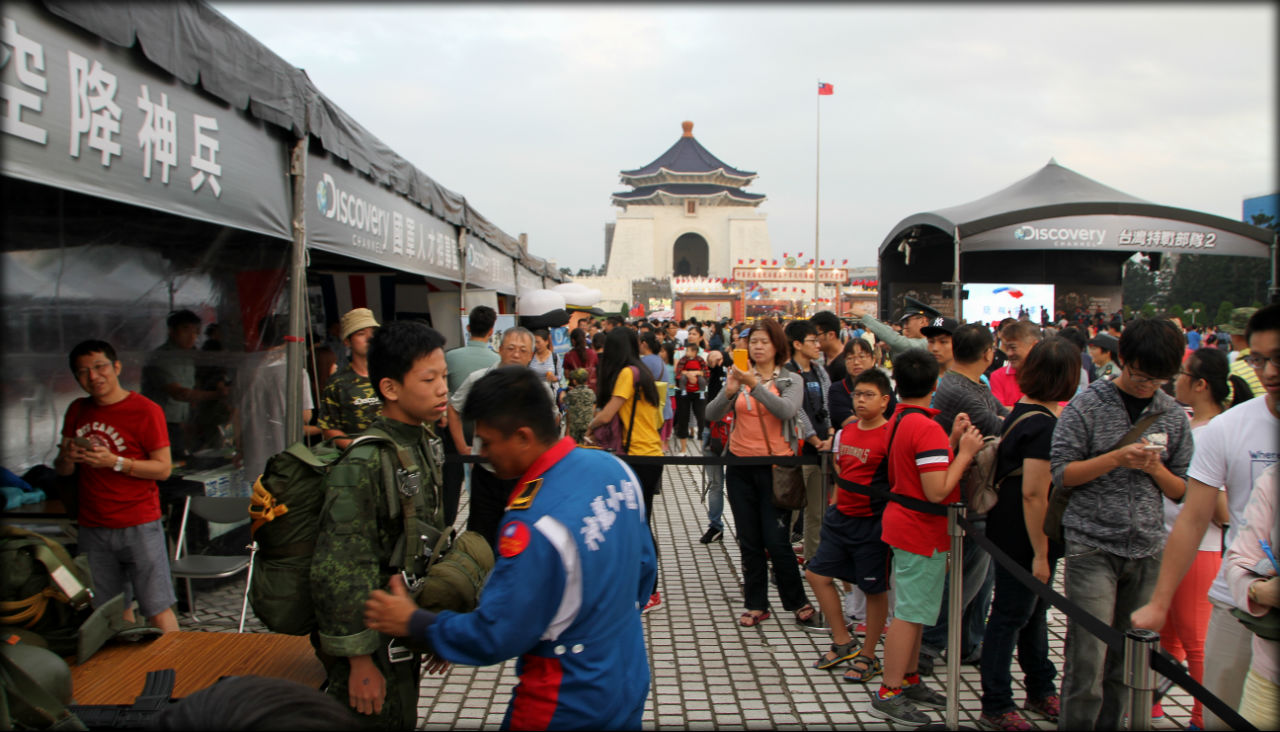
top-left (700, 526), bottom-right (724, 544)
top-left (789, 530), bottom-right (804, 544)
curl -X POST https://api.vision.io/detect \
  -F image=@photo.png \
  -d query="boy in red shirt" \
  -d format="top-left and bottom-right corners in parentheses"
top-left (55, 340), bottom-right (178, 632)
top-left (673, 342), bottom-right (708, 454)
top-left (871, 349), bottom-right (983, 726)
top-left (805, 369), bottom-right (895, 683)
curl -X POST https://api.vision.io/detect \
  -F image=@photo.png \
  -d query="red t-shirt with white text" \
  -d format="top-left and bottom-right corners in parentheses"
top-left (61, 392), bottom-right (168, 528)
top-left (833, 422), bottom-right (891, 517)
top-left (881, 405), bottom-right (958, 556)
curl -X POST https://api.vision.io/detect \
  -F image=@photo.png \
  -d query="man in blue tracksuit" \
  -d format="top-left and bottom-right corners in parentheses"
top-left (364, 366), bottom-right (656, 730)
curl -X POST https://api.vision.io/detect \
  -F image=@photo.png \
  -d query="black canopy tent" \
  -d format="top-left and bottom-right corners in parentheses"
top-left (4, 0), bottom-right (562, 468)
top-left (877, 159), bottom-right (1277, 320)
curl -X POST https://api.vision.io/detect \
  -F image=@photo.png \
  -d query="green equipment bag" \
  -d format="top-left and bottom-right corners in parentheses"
top-left (414, 530), bottom-right (494, 614)
top-left (247, 435), bottom-right (396, 636)
top-left (0, 526), bottom-right (94, 658)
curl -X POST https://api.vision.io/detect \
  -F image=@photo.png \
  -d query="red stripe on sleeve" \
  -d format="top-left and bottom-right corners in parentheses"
top-left (509, 654), bottom-right (563, 730)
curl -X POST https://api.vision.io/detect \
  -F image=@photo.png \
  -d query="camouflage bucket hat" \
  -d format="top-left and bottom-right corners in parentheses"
top-left (1218, 307), bottom-right (1258, 336)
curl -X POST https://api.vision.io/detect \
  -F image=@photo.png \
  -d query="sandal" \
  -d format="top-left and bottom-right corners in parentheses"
top-left (813, 639), bottom-right (859, 670)
top-left (842, 653), bottom-right (883, 683)
top-left (739, 610), bottom-right (771, 627)
top-left (794, 604), bottom-right (820, 628)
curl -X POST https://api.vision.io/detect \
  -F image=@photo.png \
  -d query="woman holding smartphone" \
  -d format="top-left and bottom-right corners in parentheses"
top-left (706, 318), bottom-right (819, 628)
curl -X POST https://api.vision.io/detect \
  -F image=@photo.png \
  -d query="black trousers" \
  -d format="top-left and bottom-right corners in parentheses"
top-left (467, 466), bottom-right (517, 551)
top-left (627, 461), bottom-right (664, 596)
top-left (673, 394), bottom-right (706, 440)
top-left (440, 437), bottom-right (464, 528)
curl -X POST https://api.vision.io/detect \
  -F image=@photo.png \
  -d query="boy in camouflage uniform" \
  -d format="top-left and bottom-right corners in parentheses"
top-left (311, 320), bottom-right (448, 729)
top-left (564, 367), bottom-right (595, 443)
top-left (318, 308), bottom-right (381, 448)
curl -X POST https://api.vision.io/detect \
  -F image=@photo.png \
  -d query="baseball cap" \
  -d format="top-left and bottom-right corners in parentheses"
top-left (340, 308), bottom-right (380, 340)
top-left (1088, 332), bottom-right (1119, 356)
top-left (920, 316), bottom-right (959, 337)
top-left (1218, 307), bottom-right (1258, 336)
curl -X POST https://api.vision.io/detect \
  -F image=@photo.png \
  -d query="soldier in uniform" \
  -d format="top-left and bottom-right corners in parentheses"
top-left (364, 366), bottom-right (656, 730)
top-left (318, 308), bottom-right (382, 448)
top-left (312, 320), bottom-right (449, 729)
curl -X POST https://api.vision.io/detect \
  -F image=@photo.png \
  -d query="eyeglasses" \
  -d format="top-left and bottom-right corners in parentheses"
top-left (75, 361), bottom-right (114, 379)
top-left (1124, 366), bottom-right (1170, 386)
top-left (1242, 353), bottom-right (1280, 370)
top-left (1177, 369), bottom-right (1200, 380)
top-left (803, 338), bottom-right (821, 345)
top-left (852, 390), bottom-right (885, 400)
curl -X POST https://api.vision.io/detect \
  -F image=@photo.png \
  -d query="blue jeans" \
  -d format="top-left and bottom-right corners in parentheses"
top-left (922, 519), bottom-right (993, 656)
top-left (980, 558), bottom-right (1058, 715)
top-left (704, 463), bottom-right (724, 530)
top-left (1059, 540), bottom-right (1160, 730)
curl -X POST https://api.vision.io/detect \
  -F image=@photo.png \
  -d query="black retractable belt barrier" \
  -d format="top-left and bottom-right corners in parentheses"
top-left (955, 516), bottom-right (1258, 732)
top-left (445, 453), bottom-right (821, 467)
top-left (830, 471), bottom-right (1257, 732)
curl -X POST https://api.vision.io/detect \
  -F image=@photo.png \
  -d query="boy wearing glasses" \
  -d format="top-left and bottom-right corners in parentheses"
top-left (1050, 318), bottom-right (1193, 730)
top-left (55, 340), bottom-right (179, 633)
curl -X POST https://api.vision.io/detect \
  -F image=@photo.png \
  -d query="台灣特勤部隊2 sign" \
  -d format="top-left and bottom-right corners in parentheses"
top-left (963, 214), bottom-right (1268, 258)
top-left (0, 0), bottom-right (290, 239)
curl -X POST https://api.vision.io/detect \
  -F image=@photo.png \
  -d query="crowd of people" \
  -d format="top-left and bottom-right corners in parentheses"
top-left (50, 296), bottom-right (1279, 730)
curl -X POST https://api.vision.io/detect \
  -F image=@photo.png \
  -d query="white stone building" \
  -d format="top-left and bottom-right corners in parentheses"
top-left (606, 121), bottom-right (772, 280)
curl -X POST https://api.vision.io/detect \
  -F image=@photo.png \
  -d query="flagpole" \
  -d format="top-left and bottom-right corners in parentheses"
top-left (813, 79), bottom-right (821, 316)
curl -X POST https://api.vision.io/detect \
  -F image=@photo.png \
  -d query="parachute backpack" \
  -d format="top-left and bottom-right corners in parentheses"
top-left (247, 433), bottom-right (400, 635)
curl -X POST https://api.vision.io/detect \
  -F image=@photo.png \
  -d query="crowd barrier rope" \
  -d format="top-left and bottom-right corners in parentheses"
top-left (444, 448), bottom-right (1257, 731)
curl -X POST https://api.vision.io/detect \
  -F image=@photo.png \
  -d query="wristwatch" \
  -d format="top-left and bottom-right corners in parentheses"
top-left (112, 456), bottom-right (125, 472)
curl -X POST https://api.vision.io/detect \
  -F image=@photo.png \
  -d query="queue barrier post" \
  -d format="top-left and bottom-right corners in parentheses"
top-left (1124, 628), bottom-right (1159, 731)
top-left (944, 501), bottom-right (966, 731)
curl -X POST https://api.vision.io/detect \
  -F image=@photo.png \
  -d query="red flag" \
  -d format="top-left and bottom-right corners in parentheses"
top-left (772, 259), bottom-right (778, 266)
top-left (748, 258), bottom-right (755, 264)
top-left (738, 259), bottom-right (743, 264)
top-left (842, 259), bottom-right (848, 265)
top-left (818, 82), bottom-right (833, 95)
top-left (797, 252), bottom-right (804, 259)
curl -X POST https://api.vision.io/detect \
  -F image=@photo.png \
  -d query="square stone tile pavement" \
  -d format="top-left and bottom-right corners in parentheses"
top-left (189, 458), bottom-right (1198, 730)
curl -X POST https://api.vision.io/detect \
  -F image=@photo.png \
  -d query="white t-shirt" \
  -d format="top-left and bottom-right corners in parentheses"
top-left (1186, 396), bottom-right (1279, 605)
top-left (1163, 422), bottom-right (1223, 553)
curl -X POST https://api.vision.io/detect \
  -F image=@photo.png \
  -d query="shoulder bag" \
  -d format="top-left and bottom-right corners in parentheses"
top-left (755, 380), bottom-right (806, 511)
top-left (591, 366), bottom-right (640, 454)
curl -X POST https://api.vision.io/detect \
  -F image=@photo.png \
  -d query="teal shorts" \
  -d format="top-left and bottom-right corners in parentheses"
top-left (891, 546), bottom-right (948, 625)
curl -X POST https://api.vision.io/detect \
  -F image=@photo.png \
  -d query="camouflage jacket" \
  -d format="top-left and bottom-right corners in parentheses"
top-left (311, 416), bottom-right (444, 657)
top-left (316, 365), bottom-right (381, 435)
top-left (564, 386), bottom-right (595, 441)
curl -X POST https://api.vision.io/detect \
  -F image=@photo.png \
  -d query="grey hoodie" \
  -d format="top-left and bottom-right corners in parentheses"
top-left (1049, 378), bottom-right (1193, 559)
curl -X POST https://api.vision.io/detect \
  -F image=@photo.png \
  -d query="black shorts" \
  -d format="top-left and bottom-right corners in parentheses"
top-left (805, 505), bottom-right (891, 594)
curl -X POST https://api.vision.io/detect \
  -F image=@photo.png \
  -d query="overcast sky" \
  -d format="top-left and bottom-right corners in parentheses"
top-left (212, 2), bottom-right (1275, 273)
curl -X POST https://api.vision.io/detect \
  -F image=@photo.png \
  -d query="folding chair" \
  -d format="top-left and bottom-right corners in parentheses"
top-left (170, 495), bottom-right (257, 632)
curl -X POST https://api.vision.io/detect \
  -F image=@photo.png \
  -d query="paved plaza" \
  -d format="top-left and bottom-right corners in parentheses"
top-left (191, 458), bottom-right (1198, 730)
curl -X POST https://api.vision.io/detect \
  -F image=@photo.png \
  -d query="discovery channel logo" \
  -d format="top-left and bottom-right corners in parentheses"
top-left (316, 176), bottom-right (336, 217)
top-left (1014, 225), bottom-right (1106, 247)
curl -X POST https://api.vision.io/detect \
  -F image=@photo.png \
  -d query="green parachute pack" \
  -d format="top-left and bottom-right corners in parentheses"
top-left (248, 431), bottom-right (493, 636)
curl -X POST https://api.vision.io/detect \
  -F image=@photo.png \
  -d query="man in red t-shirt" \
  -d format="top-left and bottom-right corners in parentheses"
top-left (870, 350), bottom-right (983, 726)
top-left (55, 339), bottom-right (178, 632)
top-left (805, 369), bottom-right (895, 683)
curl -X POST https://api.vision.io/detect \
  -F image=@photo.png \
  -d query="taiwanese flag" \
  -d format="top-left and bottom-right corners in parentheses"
top-left (818, 82), bottom-right (834, 95)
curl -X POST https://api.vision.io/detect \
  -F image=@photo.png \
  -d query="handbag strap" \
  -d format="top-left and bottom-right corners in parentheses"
top-left (1108, 410), bottom-right (1165, 451)
top-left (623, 366), bottom-right (640, 453)
top-left (753, 398), bottom-right (777, 457)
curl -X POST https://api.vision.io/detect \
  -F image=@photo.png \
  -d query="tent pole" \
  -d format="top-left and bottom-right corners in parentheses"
top-left (1271, 230), bottom-right (1279, 305)
top-left (459, 229), bottom-right (468, 317)
top-left (953, 229), bottom-right (962, 319)
top-left (285, 136), bottom-right (308, 447)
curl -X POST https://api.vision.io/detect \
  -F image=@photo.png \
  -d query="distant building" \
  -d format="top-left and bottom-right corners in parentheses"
top-left (1243, 192), bottom-right (1278, 225)
top-left (606, 121), bottom-right (771, 279)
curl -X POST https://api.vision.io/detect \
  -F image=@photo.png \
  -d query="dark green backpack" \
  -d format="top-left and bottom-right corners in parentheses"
top-left (0, 526), bottom-right (94, 657)
top-left (247, 434), bottom-right (398, 636)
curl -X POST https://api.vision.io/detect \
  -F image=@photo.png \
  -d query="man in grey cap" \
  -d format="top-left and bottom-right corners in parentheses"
top-left (1223, 306), bottom-right (1263, 398)
top-left (849, 299), bottom-right (933, 362)
top-left (1087, 332), bottom-right (1120, 381)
